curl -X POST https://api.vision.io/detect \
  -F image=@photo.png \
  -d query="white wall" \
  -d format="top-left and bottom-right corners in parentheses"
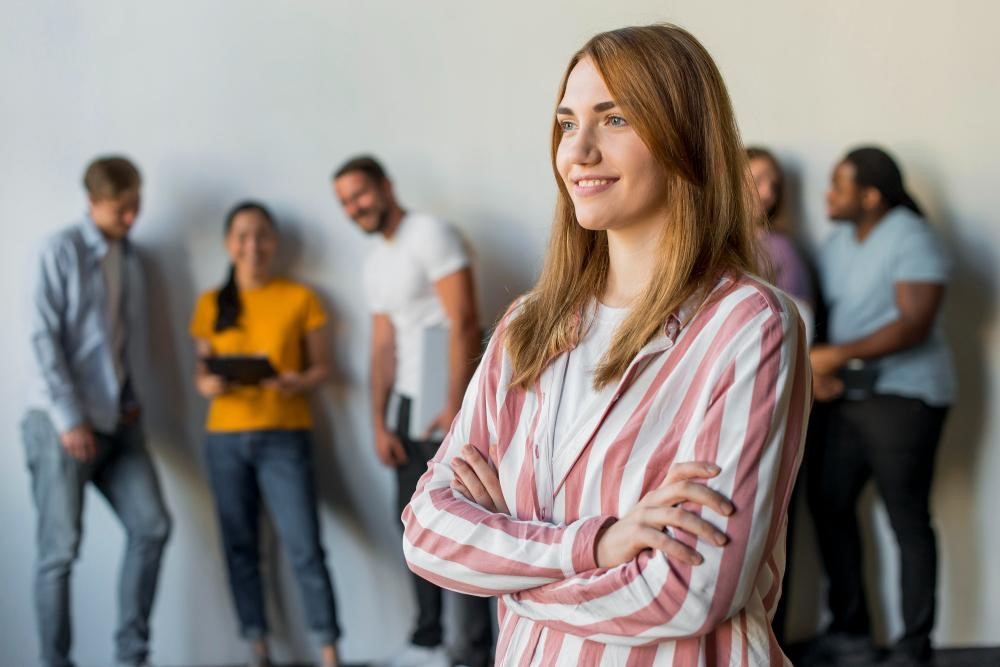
top-left (1, 1), bottom-right (997, 664)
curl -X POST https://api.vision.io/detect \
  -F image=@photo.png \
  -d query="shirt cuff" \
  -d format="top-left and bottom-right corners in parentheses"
top-left (560, 515), bottom-right (617, 577)
top-left (49, 399), bottom-right (84, 434)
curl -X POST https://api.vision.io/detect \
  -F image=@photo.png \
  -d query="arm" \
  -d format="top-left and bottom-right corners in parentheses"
top-left (499, 307), bottom-right (812, 645)
top-left (425, 267), bottom-right (481, 436)
top-left (811, 282), bottom-right (944, 376)
top-left (369, 313), bottom-right (407, 467)
top-left (263, 324), bottom-right (333, 393)
top-left (30, 243), bottom-right (83, 432)
top-left (401, 316), bottom-right (614, 596)
top-left (30, 242), bottom-right (97, 460)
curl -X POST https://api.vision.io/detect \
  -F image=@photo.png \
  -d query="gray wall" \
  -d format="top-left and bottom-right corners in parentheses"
top-left (1, 1), bottom-right (997, 664)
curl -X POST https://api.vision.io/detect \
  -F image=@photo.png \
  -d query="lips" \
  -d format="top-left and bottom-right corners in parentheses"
top-left (571, 176), bottom-right (619, 197)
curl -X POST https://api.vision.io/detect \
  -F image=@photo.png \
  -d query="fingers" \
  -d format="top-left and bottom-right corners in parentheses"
top-left (662, 461), bottom-right (721, 486)
top-left (650, 480), bottom-right (734, 517)
top-left (459, 445), bottom-right (508, 514)
top-left (452, 457), bottom-right (496, 512)
top-left (642, 506), bottom-right (728, 547)
top-left (637, 527), bottom-right (705, 565)
top-left (390, 437), bottom-right (408, 466)
top-left (451, 476), bottom-right (473, 501)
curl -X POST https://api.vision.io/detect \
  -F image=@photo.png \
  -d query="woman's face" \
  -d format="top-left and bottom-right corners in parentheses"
top-left (749, 157), bottom-right (780, 221)
top-left (555, 57), bottom-right (668, 234)
top-left (225, 209), bottom-right (277, 280)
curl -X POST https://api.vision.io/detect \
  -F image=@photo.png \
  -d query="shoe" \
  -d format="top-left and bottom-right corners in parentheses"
top-left (799, 632), bottom-right (879, 666)
top-left (378, 643), bottom-right (450, 667)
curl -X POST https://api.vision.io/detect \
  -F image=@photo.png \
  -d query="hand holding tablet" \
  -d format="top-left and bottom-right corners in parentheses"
top-left (203, 355), bottom-right (277, 385)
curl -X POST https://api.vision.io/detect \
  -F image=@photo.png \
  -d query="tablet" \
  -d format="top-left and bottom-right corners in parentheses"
top-left (204, 355), bottom-right (277, 385)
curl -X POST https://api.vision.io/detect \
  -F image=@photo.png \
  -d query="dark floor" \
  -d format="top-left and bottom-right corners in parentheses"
top-left (187, 647), bottom-right (1000, 667)
top-left (785, 644), bottom-right (1000, 667)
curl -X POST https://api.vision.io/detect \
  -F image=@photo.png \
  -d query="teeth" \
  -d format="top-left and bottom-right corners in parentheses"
top-left (578, 179), bottom-right (612, 187)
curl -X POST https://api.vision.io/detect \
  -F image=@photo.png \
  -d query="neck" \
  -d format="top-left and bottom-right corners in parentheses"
top-left (853, 206), bottom-right (889, 242)
top-left (380, 205), bottom-right (406, 240)
top-left (602, 223), bottom-right (661, 308)
top-left (235, 268), bottom-right (270, 290)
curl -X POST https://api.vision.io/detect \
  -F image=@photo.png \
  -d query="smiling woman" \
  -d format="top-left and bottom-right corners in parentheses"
top-left (401, 23), bottom-right (811, 666)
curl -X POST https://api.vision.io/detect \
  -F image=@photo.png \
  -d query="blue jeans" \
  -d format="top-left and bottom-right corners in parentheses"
top-left (21, 409), bottom-right (171, 667)
top-left (203, 429), bottom-right (340, 644)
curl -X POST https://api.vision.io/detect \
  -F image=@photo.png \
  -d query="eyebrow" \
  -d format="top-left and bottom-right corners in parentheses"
top-left (556, 100), bottom-right (618, 115)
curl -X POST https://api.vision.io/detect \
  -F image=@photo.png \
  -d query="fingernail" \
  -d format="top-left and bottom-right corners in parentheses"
top-left (715, 534), bottom-right (728, 546)
top-left (708, 464), bottom-right (721, 473)
top-left (723, 502), bottom-right (734, 515)
top-left (695, 554), bottom-right (704, 564)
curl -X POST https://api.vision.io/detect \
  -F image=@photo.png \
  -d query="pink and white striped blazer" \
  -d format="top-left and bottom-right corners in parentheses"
top-left (402, 273), bottom-right (811, 666)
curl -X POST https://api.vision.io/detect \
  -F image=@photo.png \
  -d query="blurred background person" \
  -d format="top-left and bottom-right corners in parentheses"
top-left (332, 156), bottom-right (493, 667)
top-left (190, 202), bottom-right (341, 667)
top-left (22, 155), bottom-right (171, 667)
top-left (806, 147), bottom-right (955, 667)
top-left (747, 146), bottom-right (816, 341)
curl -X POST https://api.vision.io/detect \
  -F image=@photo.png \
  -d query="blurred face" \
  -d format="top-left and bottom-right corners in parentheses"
top-left (826, 161), bottom-right (864, 222)
top-left (225, 209), bottom-right (277, 280)
top-left (555, 57), bottom-right (668, 234)
top-left (89, 188), bottom-right (141, 240)
top-left (749, 157), bottom-right (780, 221)
top-left (333, 171), bottom-right (391, 234)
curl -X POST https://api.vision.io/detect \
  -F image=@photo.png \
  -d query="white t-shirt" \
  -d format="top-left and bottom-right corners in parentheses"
top-left (551, 301), bottom-right (629, 454)
top-left (362, 212), bottom-right (469, 398)
top-left (101, 240), bottom-right (126, 384)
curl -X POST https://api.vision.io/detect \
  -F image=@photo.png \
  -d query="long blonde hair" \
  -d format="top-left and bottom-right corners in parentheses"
top-left (505, 24), bottom-right (760, 391)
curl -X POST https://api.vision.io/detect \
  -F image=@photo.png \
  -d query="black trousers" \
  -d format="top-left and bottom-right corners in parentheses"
top-left (394, 397), bottom-right (494, 667)
top-left (807, 394), bottom-right (947, 659)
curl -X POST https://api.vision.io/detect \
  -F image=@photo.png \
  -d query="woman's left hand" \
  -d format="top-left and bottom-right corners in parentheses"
top-left (451, 443), bottom-right (508, 514)
top-left (262, 371), bottom-right (306, 394)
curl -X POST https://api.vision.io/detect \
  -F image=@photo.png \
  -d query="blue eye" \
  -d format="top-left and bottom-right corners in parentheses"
top-left (608, 115), bottom-right (628, 127)
top-left (559, 119), bottom-right (577, 132)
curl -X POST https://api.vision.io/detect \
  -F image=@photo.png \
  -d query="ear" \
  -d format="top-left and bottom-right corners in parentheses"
top-left (860, 186), bottom-right (883, 212)
top-left (380, 177), bottom-right (395, 200)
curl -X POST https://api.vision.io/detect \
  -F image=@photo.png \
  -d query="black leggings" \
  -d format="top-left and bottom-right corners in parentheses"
top-left (807, 394), bottom-right (947, 658)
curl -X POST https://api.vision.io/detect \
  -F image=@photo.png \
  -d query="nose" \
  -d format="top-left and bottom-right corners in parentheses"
top-left (564, 125), bottom-right (601, 166)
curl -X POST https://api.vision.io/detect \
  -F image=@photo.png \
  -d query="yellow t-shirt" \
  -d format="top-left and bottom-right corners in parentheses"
top-left (189, 278), bottom-right (327, 432)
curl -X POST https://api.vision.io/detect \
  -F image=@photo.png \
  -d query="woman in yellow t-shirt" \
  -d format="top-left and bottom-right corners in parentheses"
top-left (190, 201), bottom-right (340, 667)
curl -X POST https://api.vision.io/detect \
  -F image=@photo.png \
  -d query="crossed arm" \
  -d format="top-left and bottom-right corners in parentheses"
top-left (402, 308), bottom-right (809, 644)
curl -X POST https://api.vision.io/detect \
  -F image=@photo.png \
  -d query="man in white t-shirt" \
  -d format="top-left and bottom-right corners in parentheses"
top-left (333, 156), bottom-right (492, 667)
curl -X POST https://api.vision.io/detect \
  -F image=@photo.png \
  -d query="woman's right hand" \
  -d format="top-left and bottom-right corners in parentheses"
top-left (595, 461), bottom-right (734, 569)
top-left (196, 373), bottom-right (229, 398)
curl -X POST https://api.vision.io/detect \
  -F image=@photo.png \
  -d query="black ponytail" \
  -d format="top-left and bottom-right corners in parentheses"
top-left (214, 200), bottom-right (276, 332)
top-left (215, 265), bottom-right (240, 332)
top-left (844, 146), bottom-right (923, 217)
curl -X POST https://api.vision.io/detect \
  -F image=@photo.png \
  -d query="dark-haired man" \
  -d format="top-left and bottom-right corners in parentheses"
top-left (332, 156), bottom-right (492, 667)
top-left (23, 156), bottom-right (171, 667)
top-left (806, 147), bottom-right (954, 667)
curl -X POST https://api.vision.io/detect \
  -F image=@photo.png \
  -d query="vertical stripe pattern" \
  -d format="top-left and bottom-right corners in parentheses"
top-left (401, 274), bottom-right (811, 666)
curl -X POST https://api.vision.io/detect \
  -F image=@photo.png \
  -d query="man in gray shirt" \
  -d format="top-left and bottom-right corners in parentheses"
top-left (806, 147), bottom-right (954, 667)
top-left (22, 156), bottom-right (171, 667)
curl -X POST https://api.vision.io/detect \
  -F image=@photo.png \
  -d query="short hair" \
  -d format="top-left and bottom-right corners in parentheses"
top-left (332, 155), bottom-right (388, 184)
top-left (83, 156), bottom-right (141, 199)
